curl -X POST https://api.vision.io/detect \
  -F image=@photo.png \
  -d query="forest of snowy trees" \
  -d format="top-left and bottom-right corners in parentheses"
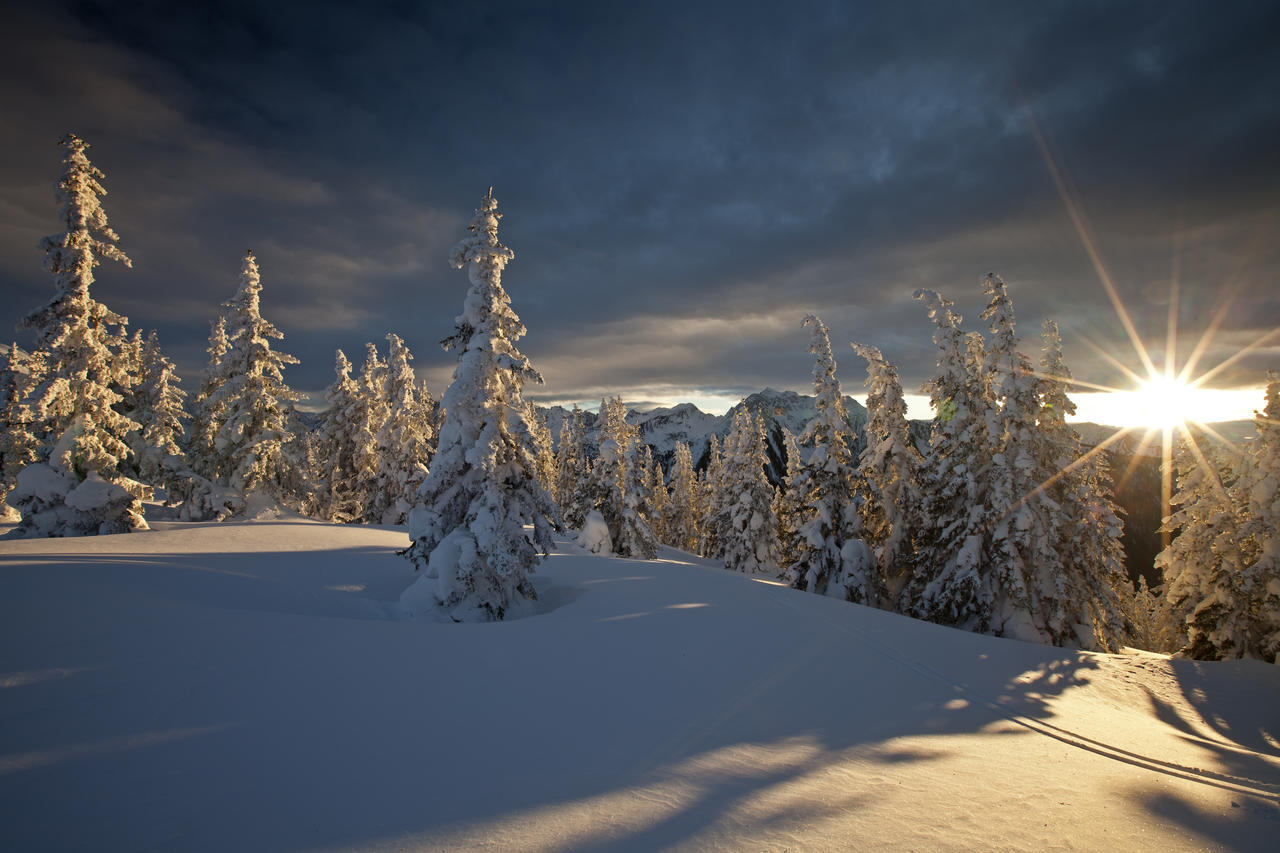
top-left (2, 136), bottom-right (1277, 660)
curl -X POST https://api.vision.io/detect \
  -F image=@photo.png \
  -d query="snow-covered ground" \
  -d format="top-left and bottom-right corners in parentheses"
top-left (2, 519), bottom-right (1277, 851)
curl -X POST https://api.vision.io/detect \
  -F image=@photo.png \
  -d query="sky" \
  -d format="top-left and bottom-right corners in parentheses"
top-left (1, 0), bottom-right (1277, 422)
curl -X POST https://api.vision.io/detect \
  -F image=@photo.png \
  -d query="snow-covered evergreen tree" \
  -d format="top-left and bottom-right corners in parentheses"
top-left (313, 349), bottom-right (365, 522)
top-left (1162, 377), bottom-right (1280, 662)
top-left (587, 396), bottom-right (658, 558)
top-left (787, 316), bottom-right (871, 599)
top-left (977, 274), bottom-right (1056, 641)
top-left (700, 433), bottom-right (724, 557)
top-left (525, 401), bottom-right (556, 497)
top-left (0, 345), bottom-right (40, 519)
top-left (188, 316), bottom-right (230, 480)
top-left (616, 437), bottom-right (660, 559)
top-left (643, 444), bottom-right (666, 542)
top-left (204, 251), bottom-right (303, 498)
top-left (9, 134), bottom-right (147, 536)
top-left (906, 289), bottom-right (999, 631)
top-left (23, 134), bottom-right (138, 483)
top-left (661, 441), bottom-right (701, 553)
top-left (1038, 320), bottom-right (1128, 650)
top-left (371, 333), bottom-right (435, 524)
top-left (852, 341), bottom-right (922, 610)
top-left (554, 406), bottom-right (594, 529)
top-left (401, 189), bottom-right (558, 621)
top-left (132, 332), bottom-right (188, 487)
top-left (773, 428), bottom-right (808, 573)
top-left (348, 341), bottom-right (388, 518)
top-left (708, 408), bottom-right (779, 573)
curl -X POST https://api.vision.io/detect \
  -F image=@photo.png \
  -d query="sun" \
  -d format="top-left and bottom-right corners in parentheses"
top-left (1128, 375), bottom-right (1194, 430)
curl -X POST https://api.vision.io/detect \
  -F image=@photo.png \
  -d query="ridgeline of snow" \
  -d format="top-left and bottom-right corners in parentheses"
top-left (2, 519), bottom-right (1277, 851)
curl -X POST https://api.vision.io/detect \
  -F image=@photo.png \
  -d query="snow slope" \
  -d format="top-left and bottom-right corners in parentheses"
top-left (2, 519), bottom-right (1278, 851)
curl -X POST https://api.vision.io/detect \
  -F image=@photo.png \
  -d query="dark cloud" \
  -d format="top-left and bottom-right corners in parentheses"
top-left (2, 0), bottom-right (1277, 413)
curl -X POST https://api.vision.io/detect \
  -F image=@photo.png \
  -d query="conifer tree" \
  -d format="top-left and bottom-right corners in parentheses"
top-left (643, 444), bottom-right (667, 540)
top-left (977, 274), bottom-right (1054, 641)
top-left (371, 333), bottom-right (435, 524)
top-left (401, 189), bottom-right (557, 621)
top-left (9, 134), bottom-right (148, 536)
top-left (0, 345), bottom-right (39, 518)
top-left (662, 441), bottom-right (701, 552)
top-left (189, 316), bottom-right (230, 479)
top-left (788, 316), bottom-right (871, 599)
top-left (313, 349), bottom-right (365, 522)
top-left (23, 134), bottom-right (138, 484)
top-left (1038, 320), bottom-right (1128, 649)
top-left (700, 433), bottom-right (725, 557)
top-left (708, 408), bottom-right (779, 572)
top-left (907, 289), bottom-right (999, 630)
top-left (852, 341), bottom-right (922, 609)
top-left (773, 428), bottom-right (808, 573)
top-left (205, 251), bottom-right (303, 498)
top-left (554, 406), bottom-right (594, 529)
top-left (133, 332), bottom-right (189, 487)
top-left (525, 401), bottom-right (557, 497)
top-left (1162, 377), bottom-right (1280, 661)
top-left (348, 341), bottom-right (388, 518)
top-left (617, 436), bottom-right (660, 559)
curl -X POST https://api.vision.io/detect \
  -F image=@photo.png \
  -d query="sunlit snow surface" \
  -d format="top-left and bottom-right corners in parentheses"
top-left (2, 517), bottom-right (1278, 851)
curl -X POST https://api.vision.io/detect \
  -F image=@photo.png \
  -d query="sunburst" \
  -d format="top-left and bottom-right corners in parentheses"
top-left (1019, 106), bottom-right (1279, 547)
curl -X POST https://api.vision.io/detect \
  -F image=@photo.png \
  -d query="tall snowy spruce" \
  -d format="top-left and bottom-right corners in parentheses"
top-left (131, 332), bottom-right (189, 487)
top-left (660, 441), bottom-right (702, 553)
top-left (906, 289), bottom-right (1000, 632)
top-left (1038, 320), bottom-right (1128, 650)
top-left (312, 349), bottom-right (365, 522)
top-left (977, 274), bottom-right (1059, 642)
top-left (8, 134), bottom-right (148, 537)
top-left (707, 407), bottom-right (779, 573)
top-left (0, 345), bottom-right (40, 519)
top-left (204, 252), bottom-right (303, 500)
top-left (188, 316), bottom-right (230, 480)
top-left (401, 190), bottom-right (558, 621)
top-left (370, 334), bottom-right (436, 524)
top-left (851, 341), bottom-right (922, 610)
top-left (587, 396), bottom-right (659, 558)
top-left (1161, 376), bottom-right (1280, 662)
top-left (787, 316), bottom-right (872, 600)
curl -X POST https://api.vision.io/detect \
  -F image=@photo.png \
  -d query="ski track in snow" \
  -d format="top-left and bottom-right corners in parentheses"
top-left (2, 518), bottom-right (1278, 852)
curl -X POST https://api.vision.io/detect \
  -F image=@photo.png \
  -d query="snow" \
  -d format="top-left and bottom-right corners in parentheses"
top-left (2, 518), bottom-right (1278, 851)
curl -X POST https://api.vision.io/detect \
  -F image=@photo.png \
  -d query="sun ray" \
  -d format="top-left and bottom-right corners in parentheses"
top-left (1186, 324), bottom-right (1280, 389)
top-left (1023, 105), bottom-right (1160, 381)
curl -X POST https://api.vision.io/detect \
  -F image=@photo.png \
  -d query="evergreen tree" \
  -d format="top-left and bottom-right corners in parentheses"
top-left (133, 331), bottom-right (189, 487)
top-left (525, 401), bottom-right (557, 497)
top-left (852, 340), bottom-right (922, 610)
top-left (977, 273), bottom-right (1055, 641)
top-left (906, 289), bottom-right (998, 631)
top-left (788, 316), bottom-right (870, 599)
top-left (349, 341), bottom-right (388, 518)
top-left (313, 349), bottom-right (365, 522)
top-left (0, 345), bottom-right (40, 518)
top-left (617, 436), bottom-right (660, 559)
top-left (205, 251), bottom-right (303, 498)
top-left (371, 333), bottom-right (435, 524)
top-left (662, 441), bottom-right (701, 553)
top-left (643, 444), bottom-right (667, 542)
top-left (401, 189), bottom-right (557, 621)
top-left (1162, 377), bottom-right (1280, 661)
top-left (189, 316), bottom-right (230, 479)
top-left (700, 433), bottom-right (724, 557)
top-left (554, 406), bottom-right (594, 529)
top-left (708, 408), bottom-right (779, 573)
top-left (9, 134), bottom-right (147, 536)
top-left (1038, 320), bottom-right (1128, 649)
top-left (23, 134), bottom-right (138, 484)
top-left (773, 428), bottom-right (808, 573)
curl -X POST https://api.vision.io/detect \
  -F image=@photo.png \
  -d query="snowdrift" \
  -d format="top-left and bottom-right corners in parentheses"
top-left (2, 518), bottom-right (1277, 851)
